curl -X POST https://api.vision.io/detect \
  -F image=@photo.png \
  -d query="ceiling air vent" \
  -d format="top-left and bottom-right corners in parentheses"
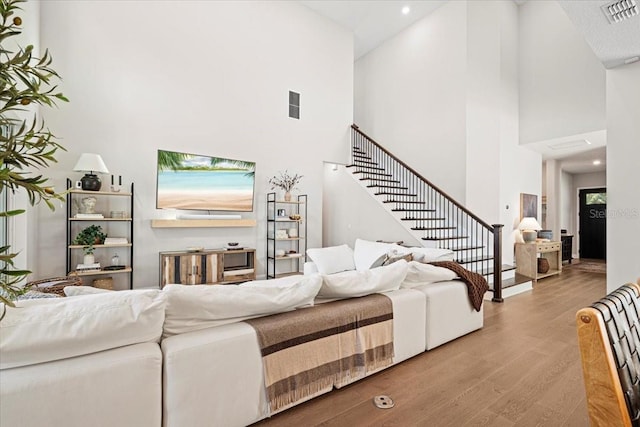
top-left (548, 139), bottom-right (592, 151)
top-left (602, 0), bottom-right (638, 23)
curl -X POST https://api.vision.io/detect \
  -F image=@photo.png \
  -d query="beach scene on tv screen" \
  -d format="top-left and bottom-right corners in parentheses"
top-left (157, 150), bottom-right (255, 211)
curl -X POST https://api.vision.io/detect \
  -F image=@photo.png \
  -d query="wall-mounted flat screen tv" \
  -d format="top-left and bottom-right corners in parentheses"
top-left (156, 149), bottom-right (255, 212)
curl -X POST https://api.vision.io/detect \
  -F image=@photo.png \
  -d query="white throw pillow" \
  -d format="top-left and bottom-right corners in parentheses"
top-left (354, 239), bottom-right (394, 271)
top-left (409, 247), bottom-right (455, 262)
top-left (401, 261), bottom-right (458, 288)
top-left (162, 274), bottom-right (322, 337)
top-left (306, 244), bottom-right (355, 274)
top-left (318, 259), bottom-right (409, 298)
top-left (0, 289), bottom-right (166, 370)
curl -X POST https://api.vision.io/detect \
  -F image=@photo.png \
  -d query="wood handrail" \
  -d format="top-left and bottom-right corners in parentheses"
top-left (352, 124), bottom-right (494, 231)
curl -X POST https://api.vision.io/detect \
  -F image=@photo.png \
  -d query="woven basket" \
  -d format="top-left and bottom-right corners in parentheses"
top-left (92, 277), bottom-right (114, 290)
top-left (27, 275), bottom-right (83, 296)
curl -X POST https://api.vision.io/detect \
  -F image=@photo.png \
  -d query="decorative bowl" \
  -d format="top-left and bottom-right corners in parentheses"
top-left (289, 214), bottom-right (301, 221)
top-left (227, 242), bottom-right (239, 247)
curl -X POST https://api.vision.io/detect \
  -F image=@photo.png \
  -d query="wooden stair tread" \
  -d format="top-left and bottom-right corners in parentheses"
top-left (367, 185), bottom-right (408, 190)
top-left (393, 209), bottom-right (437, 212)
top-left (375, 192), bottom-right (418, 197)
top-left (384, 200), bottom-right (426, 204)
top-left (411, 226), bottom-right (456, 231)
top-left (422, 236), bottom-right (468, 241)
top-left (359, 178), bottom-right (401, 183)
top-left (347, 164), bottom-right (385, 171)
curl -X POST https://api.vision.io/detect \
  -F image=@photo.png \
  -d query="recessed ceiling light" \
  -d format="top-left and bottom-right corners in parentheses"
top-left (402, 6), bottom-right (411, 15)
top-left (593, 160), bottom-right (602, 165)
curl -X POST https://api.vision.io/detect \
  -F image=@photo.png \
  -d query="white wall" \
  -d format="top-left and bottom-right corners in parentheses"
top-left (322, 164), bottom-right (421, 247)
top-left (36, 1), bottom-right (353, 287)
top-left (560, 171), bottom-right (573, 232)
top-left (519, 0), bottom-right (605, 145)
top-left (354, 0), bottom-right (468, 202)
top-left (606, 61), bottom-right (640, 292)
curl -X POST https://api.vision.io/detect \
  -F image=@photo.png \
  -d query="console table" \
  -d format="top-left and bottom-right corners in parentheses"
top-left (515, 241), bottom-right (562, 282)
top-left (159, 248), bottom-right (255, 287)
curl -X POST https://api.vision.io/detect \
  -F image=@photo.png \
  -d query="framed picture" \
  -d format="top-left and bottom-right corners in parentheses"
top-left (277, 208), bottom-right (287, 217)
top-left (520, 193), bottom-right (538, 220)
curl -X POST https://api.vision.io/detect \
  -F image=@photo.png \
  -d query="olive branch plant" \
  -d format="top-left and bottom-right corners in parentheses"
top-left (0, 0), bottom-right (68, 312)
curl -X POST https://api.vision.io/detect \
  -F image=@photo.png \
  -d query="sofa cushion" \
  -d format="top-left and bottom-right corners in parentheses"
top-left (307, 244), bottom-right (355, 274)
top-left (401, 261), bottom-right (458, 288)
top-left (162, 274), bottom-right (322, 337)
top-left (0, 289), bottom-right (166, 370)
top-left (318, 260), bottom-right (409, 298)
top-left (64, 285), bottom-right (113, 296)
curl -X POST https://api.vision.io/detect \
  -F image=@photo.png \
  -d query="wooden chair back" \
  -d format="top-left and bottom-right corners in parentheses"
top-left (577, 282), bottom-right (640, 427)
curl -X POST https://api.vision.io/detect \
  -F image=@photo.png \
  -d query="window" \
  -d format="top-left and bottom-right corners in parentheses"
top-left (586, 192), bottom-right (606, 205)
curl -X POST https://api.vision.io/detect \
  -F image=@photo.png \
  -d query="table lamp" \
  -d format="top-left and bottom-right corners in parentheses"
top-left (74, 153), bottom-right (109, 191)
top-left (519, 217), bottom-right (542, 243)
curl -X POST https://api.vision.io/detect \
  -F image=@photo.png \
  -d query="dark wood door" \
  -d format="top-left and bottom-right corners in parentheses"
top-left (579, 188), bottom-right (606, 260)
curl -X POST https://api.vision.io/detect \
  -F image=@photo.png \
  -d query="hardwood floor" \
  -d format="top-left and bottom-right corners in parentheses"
top-left (255, 264), bottom-right (607, 426)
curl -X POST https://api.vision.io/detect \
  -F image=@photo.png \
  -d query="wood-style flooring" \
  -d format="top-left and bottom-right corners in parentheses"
top-left (255, 261), bottom-right (608, 426)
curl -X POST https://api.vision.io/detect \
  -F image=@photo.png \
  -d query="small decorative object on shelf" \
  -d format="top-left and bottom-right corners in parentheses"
top-left (268, 170), bottom-right (303, 202)
top-left (110, 174), bottom-right (122, 192)
top-left (266, 192), bottom-right (307, 279)
top-left (73, 224), bottom-right (107, 259)
top-left (537, 258), bottom-right (550, 274)
top-left (80, 197), bottom-right (97, 214)
top-left (93, 277), bottom-right (114, 290)
top-left (111, 253), bottom-right (120, 266)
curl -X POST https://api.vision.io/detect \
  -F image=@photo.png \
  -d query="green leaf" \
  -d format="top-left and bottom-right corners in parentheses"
top-left (0, 209), bottom-right (25, 217)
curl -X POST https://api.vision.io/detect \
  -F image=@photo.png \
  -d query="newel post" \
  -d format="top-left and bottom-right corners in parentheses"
top-left (492, 224), bottom-right (504, 303)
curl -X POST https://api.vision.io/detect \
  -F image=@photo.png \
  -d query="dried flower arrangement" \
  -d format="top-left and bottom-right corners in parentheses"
top-left (268, 170), bottom-right (303, 193)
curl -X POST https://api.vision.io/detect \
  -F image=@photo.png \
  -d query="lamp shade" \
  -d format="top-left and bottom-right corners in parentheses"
top-left (519, 217), bottom-right (541, 243)
top-left (73, 153), bottom-right (109, 174)
top-left (518, 217), bottom-right (542, 231)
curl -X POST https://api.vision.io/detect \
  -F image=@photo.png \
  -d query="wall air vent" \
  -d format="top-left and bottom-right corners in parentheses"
top-left (602, 0), bottom-right (638, 23)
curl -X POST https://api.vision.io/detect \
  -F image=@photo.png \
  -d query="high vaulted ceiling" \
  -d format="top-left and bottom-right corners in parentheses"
top-left (301, 0), bottom-right (639, 174)
top-left (301, 0), bottom-right (640, 67)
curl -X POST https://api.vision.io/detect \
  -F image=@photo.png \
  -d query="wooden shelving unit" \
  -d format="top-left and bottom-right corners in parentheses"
top-left (266, 193), bottom-right (307, 279)
top-left (66, 179), bottom-right (134, 289)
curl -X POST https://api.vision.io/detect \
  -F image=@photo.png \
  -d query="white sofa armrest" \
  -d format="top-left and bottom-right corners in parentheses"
top-left (304, 261), bottom-right (318, 275)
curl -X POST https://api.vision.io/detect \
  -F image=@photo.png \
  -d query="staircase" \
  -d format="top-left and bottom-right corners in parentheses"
top-left (350, 125), bottom-right (507, 302)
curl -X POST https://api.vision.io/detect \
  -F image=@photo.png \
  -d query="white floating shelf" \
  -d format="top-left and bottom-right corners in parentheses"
top-left (151, 219), bottom-right (257, 228)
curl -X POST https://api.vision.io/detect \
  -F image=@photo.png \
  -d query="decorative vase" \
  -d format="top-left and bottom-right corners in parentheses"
top-left (538, 258), bottom-right (550, 274)
top-left (83, 253), bottom-right (95, 265)
top-left (284, 191), bottom-right (292, 202)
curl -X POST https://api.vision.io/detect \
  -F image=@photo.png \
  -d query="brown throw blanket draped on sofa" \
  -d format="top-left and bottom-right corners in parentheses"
top-left (429, 261), bottom-right (489, 311)
top-left (246, 294), bottom-right (394, 413)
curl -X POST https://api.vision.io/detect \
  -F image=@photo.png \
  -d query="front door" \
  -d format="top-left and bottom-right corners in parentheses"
top-left (579, 188), bottom-right (606, 260)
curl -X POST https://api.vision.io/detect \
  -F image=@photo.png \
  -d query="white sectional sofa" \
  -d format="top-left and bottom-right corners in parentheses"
top-left (0, 240), bottom-right (484, 427)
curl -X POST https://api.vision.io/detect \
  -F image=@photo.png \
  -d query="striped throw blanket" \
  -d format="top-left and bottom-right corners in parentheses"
top-left (246, 294), bottom-right (394, 413)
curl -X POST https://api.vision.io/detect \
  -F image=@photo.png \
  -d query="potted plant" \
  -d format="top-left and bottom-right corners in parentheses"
top-left (268, 170), bottom-right (303, 201)
top-left (73, 225), bottom-right (107, 265)
top-left (0, 0), bottom-right (68, 312)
